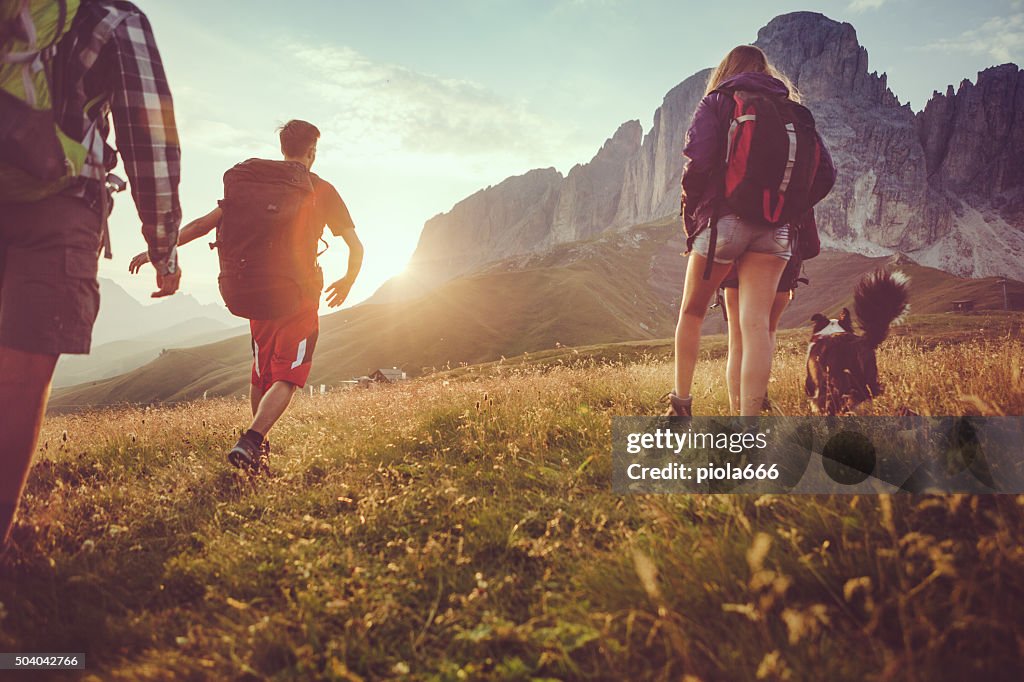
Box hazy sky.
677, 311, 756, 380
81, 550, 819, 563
103, 0, 1023, 310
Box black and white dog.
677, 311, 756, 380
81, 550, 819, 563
805, 271, 910, 415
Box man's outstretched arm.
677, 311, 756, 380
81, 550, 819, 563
325, 227, 364, 308
128, 206, 222, 273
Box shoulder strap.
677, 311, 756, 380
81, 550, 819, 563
46, 0, 70, 57
1, 0, 71, 63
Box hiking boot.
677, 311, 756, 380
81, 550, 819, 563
227, 434, 262, 473
663, 391, 693, 417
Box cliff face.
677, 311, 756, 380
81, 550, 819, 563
381, 11, 1023, 301
753, 13, 934, 253
918, 64, 1024, 213
402, 122, 641, 286
406, 167, 563, 284
909, 63, 1024, 277
612, 69, 711, 229
548, 120, 642, 246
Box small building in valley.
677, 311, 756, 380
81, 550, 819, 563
370, 368, 407, 384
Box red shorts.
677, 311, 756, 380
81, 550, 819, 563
250, 307, 319, 393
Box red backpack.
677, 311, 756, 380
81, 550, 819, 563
718, 89, 824, 225
215, 159, 323, 320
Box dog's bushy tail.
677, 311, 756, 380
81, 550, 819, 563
854, 270, 910, 347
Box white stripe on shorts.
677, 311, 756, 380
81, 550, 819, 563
290, 338, 308, 370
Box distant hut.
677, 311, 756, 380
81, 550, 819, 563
370, 367, 407, 384
951, 299, 975, 313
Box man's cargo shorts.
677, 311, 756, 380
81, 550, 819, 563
0, 195, 102, 355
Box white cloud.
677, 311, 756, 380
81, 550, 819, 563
185, 119, 268, 157
929, 13, 1024, 63
848, 0, 888, 13
286, 44, 577, 166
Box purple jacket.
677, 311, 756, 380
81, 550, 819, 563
680, 72, 836, 257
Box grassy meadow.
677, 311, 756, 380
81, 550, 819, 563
2, 313, 1024, 680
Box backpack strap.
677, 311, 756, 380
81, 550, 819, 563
99, 171, 111, 257
715, 288, 728, 323
39, 0, 69, 62
54, 0, 68, 42
1, 0, 68, 63
701, 208, 718, 280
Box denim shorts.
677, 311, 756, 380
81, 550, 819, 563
691, 213, 792, 263
722, 252, 803, 291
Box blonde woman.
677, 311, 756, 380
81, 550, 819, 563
667, 45, 834, 417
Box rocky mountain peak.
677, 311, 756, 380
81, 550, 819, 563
375, 12, 1024, 305
547, 120, 642, 246
755, 12, 900, 108
404, 166, 564, 288
612, 69, 711, 229
918, 63, 1023, 210
608, 119, 643, 149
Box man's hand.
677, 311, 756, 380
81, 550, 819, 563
128, 250, 176, 296
152, 267, 181, 298
325, 277, 353, 308
128, 251, 150, 274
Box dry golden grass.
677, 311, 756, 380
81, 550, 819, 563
1, 332, 1023, 680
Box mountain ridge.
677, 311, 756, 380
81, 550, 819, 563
370, 11, 1023, 305
90, 278, 235, 346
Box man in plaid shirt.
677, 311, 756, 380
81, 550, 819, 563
0, 0, 181, 549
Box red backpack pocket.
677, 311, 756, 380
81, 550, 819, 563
720, 90, 823, 226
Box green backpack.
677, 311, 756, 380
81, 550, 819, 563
0, 0, 87, 202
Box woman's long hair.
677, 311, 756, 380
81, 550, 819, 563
705, 45, 801, 103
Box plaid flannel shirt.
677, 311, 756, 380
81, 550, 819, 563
54, 0, 180, 274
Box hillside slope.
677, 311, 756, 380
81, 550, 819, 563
50, 219, 676, 409
53, 317, 244, 388
50, 218, 1024, 410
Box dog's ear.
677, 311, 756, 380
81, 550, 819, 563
838, 308, 854, 333
810, 313, 829, 333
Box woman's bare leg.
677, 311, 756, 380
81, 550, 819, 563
724, 287, 742, 413
674, 253, 733, 400
736, 254, 787, 416
768, 290, 790, 350
729, 288, 790, 414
